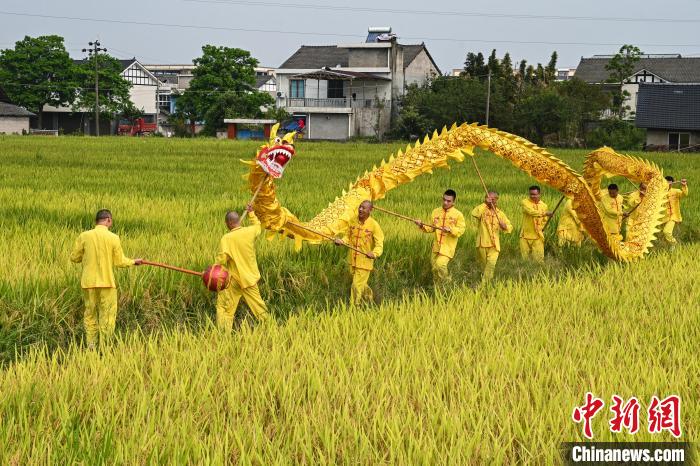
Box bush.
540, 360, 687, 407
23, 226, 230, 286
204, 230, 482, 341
586, 119, 646, 150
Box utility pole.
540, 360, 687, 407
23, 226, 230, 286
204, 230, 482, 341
82, 40, 107, 136
155, 79, 160, 135
485, 69, 492, 126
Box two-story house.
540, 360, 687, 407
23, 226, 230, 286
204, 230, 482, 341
575, 54, 700, 150
275, 27, 440, 140
38, 58, 162, 135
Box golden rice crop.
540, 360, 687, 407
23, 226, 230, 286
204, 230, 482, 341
0, 135, 698, 363
1, 245, 698, 464
1, 135, 698, 463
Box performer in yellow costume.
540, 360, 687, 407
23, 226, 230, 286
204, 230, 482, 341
215, 204, 269, 332
624, 182, 646, 236
599, 183, 624, 243
415, 189, 466, 284
519, 185, 552, 262
661, 176, 689, 245
334, 200, 384, 305
70, 209, 143, 347
471, 191, 512, 282
556, 198, 584, 246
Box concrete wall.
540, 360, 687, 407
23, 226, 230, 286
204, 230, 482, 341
646, 129, 700, 149
0, 116, 29, 134
308, 113, 349, 140
622, 82, 639, 119
404, 49, 438, 86
352, 106, 391, 138
348, 48, 389, 68
130, 84, 157, 114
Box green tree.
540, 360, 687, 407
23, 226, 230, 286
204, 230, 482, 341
556, 78, 610, 142
73, 54, 133, 130
515, 89, 570, 144
463, 52, 488, 79
0, 35, 77, 127
175, 45, 272, 135
605, 44, 643, 118
545, 51, 558, 84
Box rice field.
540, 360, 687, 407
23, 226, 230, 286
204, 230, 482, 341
0, 135, 698, 463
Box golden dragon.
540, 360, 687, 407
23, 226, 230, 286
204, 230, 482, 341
244, 123, 667, 261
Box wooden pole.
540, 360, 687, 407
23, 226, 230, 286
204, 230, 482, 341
543, 195, 566, 230
373, 205, 449, 233
286, 221, 371, 258
142, 260, 202, 276
240, 175, 267, 223
471, 156, 490, 196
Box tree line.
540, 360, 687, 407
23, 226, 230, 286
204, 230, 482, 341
0, 35, 276, 135
392, 46, 646, 149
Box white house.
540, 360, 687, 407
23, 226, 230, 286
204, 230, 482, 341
274, 27, 440, 140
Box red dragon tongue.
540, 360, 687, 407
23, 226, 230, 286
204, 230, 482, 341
274, 153, 290, 165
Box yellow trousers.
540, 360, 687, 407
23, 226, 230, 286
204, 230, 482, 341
663, 221, 677, 244
216, 280, 269, 333
430, 253, 451, 284
351, 267, 373, 305
477, 247, 499, 282
82, 287, 118, 346
557, 229, 582, 247
520, 238, 544, 262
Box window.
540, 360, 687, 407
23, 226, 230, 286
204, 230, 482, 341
158, 93, 171, 110
668, 133, 690, 151
327, 80, 344, 98
290, 79, 305, 98
123, 64, 155, 86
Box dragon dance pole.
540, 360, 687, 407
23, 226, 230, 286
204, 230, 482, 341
141, 260, 202, 276
471, 156, 490, 196
287, 221, 372, 258
543, 195, 566, 230
373, 205, 450, 233
240, 175, 268, 223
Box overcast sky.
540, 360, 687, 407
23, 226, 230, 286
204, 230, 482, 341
2, 0, 700, 72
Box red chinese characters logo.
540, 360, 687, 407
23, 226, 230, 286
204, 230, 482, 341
609, 395, 640, 434
572, 392, 605, 439
573, 394, 681, 439
648, 395, 682, 438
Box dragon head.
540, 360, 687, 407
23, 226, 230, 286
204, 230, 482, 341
256, 123, 297, 179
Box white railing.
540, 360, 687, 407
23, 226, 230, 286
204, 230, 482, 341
282, 97, 389, 109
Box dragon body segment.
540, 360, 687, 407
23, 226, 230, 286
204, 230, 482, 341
247, 123, 666, 261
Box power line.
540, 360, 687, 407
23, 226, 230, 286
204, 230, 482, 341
183, 0, 700, 24
2, 10, 700, 48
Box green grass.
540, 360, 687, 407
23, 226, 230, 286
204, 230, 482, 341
0, 135, 698, 463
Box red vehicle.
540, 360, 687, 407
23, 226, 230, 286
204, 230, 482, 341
118, 116, 157, 136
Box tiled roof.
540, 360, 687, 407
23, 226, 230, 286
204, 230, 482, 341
635, 83, 700, 131
575, 56, 700, 83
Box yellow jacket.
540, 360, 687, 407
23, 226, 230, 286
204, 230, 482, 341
599, 192, 624, 235
470, 204, 513, 252
70, 225, 135, 289
520, 199, 549, 240
624, 191, 644, 228
216, 212, 262, 288
663, 186, 688, 223
338, 216, 384, 270
421, 207, 467, 258
557, 199, 583, 235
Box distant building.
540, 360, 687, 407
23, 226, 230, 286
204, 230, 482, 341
635, 83, 700, 151
0, 87, 34, 134
574, 54, 700, 120
274, 26, 440, 140
39, 58, 162, 135
555, 68, 576, 81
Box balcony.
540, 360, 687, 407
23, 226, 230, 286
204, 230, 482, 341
281, 97, 389, 109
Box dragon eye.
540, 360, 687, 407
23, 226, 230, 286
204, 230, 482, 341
274, 137, 281, 144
